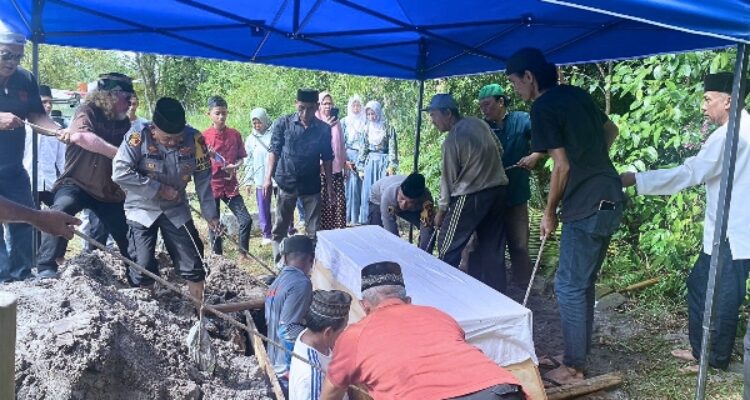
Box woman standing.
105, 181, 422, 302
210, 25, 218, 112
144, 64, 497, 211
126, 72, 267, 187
317, 92, 347, 230
358, 100, 398, 223
340, 95, 366, 225
243, 108, 274, 245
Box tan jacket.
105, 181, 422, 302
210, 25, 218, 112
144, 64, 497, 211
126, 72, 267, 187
439, 116, 507, 211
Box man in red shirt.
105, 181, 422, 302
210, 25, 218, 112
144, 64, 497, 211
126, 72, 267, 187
202, 96, 253, 258
320, 262, 528, 400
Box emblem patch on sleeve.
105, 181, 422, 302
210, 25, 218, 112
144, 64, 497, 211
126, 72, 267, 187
194, 133, 210, 172
128, 133, 142, 147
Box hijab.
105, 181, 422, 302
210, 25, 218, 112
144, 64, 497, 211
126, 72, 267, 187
365, 100, 387, 146
250, 107, 271, 135
344, 95, 367, 137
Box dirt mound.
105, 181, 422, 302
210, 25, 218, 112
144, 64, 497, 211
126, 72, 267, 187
5, 251, 272, 400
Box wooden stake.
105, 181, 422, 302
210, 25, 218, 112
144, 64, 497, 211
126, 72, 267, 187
245, 311, 286, 400
0, 292, 17, 400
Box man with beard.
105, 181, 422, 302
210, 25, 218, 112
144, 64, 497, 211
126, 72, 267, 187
0, 30, 66, 282
36, 73, 135, 279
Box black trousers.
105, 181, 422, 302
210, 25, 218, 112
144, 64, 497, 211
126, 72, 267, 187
127, 215, 206, 286
687, 245, 750, 369
367, 201, 435, 253
37, 184, 130, 274
437, 186, 506, 292
209, 195, 252, 256
450, 384, 525, 400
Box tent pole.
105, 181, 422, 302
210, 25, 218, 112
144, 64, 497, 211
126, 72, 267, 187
694, 43, 749, 400
31, 0, 42, 268
408, 79, 426, 244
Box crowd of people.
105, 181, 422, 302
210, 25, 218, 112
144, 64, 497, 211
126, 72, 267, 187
2, 24, 750, 399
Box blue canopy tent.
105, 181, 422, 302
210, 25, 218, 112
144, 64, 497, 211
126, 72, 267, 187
1, 1, 748, 397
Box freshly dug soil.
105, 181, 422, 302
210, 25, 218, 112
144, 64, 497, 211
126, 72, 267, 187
5, 251, 272, 400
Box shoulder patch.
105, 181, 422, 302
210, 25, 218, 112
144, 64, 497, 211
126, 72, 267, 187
194, 132, 210, 172
128, 132, 142, 147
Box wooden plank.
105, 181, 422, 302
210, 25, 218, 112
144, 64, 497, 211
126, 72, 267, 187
545, 373, 623, 400
244, 311, 286, 400
506, 359, 548, 400
0, 292, 17, 400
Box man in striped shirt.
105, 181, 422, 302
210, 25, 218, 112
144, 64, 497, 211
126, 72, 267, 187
289, 290, 352, 400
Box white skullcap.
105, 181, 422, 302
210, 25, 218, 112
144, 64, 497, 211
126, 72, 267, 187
0, 20, 26, 46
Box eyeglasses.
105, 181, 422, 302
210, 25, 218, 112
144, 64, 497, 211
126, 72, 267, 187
0, 52, 24, 62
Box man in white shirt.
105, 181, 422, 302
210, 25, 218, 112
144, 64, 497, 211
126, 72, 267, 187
23, 85, 66, 207
621, 72, 750, 372
289, 289, 351, 400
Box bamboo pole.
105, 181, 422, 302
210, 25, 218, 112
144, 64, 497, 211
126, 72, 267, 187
0, 291, 18, 400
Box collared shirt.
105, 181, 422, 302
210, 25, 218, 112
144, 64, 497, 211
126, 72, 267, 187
0, 67, 45, 179
112, 124, 217, 228
369, 174, 433, 235
636, 109, 750, 260
243, 129, 272, 187
203, 126, 247, 199
265, 265, 313, 377
56, 103, 131, 203
486, 111, 532, 207
439, 116, 508, 211
23, 125, 66, 192
270, 114, 334, 195
326, 298, 528, 400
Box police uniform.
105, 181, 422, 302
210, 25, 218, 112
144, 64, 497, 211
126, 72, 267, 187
112, 123, 217, 286
0, 65, 46, 281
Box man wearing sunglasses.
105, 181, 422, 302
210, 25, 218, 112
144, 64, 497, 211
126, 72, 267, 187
0, 30, 65, 282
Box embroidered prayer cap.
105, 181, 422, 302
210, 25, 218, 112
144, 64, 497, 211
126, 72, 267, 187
361, 261, 404, 292
207, 95, 228, 109
400, 173, 426, 199
704, 72, 749, 96
297, 89, 319, 103
97, 72, 134, 94
309, 290, 352, 320
152, 97, 186, 135
281, 235, 315, 255
39, 85, 52, 98
478, 84, 505, 100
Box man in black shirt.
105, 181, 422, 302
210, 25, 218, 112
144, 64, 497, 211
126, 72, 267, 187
506, 48, 624, 385
264, 89, 334, 261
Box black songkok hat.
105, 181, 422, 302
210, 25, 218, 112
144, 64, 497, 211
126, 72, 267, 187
97, 72, 134, 93
361, 262, 404, 292
281, 235, 315, 255
297, 89, 319, 103
400, 173, 426, 199
38, 85, 52, 97
704, 72, 750, 96
152, 97, 186, 135
207, 95, 228, 109
309, 290, 352, 320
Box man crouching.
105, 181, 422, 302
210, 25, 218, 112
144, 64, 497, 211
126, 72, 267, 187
112, 97, 221, 301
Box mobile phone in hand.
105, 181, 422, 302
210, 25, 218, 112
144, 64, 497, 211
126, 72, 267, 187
331, 107, 340, 119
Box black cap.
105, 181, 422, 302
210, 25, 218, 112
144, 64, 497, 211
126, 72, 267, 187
207, 95, 228, 109
152, 97, 186, 135
361, 262, 404, 292
38, 85, 52, 98
297, 89, 319, 103
704, 72, 750, 96
400, 173, 425, 199
281, 235, 315, 255
505, 47, 548, 76
97, 72, 134, 93
309, 290, 352, 320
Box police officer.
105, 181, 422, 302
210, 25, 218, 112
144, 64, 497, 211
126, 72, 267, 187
112, 97, 220, 301
0, 29, 65, 282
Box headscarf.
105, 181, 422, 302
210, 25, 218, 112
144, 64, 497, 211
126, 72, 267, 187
316, 92, 346, 172
250, 107, 271, 135
365, 100, 387, 146
344, 95, 367, 137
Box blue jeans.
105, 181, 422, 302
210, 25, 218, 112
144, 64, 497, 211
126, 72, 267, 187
0, 169, 34, 282
556, 206, 623, 370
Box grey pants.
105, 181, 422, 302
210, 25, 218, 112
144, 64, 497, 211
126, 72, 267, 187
272, 188, 320, 261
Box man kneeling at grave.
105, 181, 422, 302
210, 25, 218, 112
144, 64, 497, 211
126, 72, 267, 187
320, 262, 530, 400
112, 97, 221, 300
367, 173, 435, 252
289, 289, 352, 400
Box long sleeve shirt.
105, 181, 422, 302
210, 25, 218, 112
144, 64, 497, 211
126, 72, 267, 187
243, 130, 272, 187
23, 126, 66, 192
112, 125, 217, 228
439, 117, 508, 211
636, 109, 750, 260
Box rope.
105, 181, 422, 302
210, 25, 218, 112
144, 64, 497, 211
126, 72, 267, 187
523, 236, 547, 307
73, 229, 368, 396
183, 223, 212, 368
